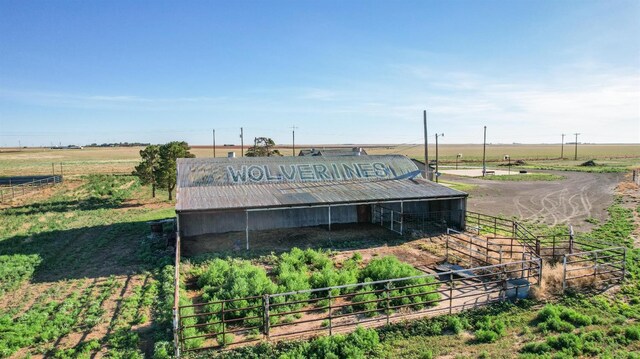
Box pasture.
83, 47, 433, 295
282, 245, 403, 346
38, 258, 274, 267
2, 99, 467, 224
0, 143, 638, 176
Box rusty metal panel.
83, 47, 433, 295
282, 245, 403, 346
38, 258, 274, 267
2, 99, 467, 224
176, 155, 467, 212
177, 155, 420, 187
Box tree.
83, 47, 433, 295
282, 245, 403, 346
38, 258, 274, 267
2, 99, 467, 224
157, 141, 195, 200
245, 137, 282, 157
132, 145, 160, 197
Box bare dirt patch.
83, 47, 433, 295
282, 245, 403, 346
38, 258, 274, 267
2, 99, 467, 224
447, 170, 624, 231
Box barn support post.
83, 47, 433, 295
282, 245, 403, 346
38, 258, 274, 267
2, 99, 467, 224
328, 206, 332, 231
245, 211, 249, 250
400, 201, 404, 235
562, 255, 568, 292
173, 215, 182, 359
390, 210, 394, 232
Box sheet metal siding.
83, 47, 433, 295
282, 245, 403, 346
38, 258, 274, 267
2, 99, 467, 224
180, 206, 357, 237
177, 178, 466, 211
177, 155, 420, 187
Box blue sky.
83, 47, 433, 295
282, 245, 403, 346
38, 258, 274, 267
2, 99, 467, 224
1, 0, 638, 146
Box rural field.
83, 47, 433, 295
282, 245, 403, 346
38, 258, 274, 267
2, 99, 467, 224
0, 143, 638, 176
0, 146, 639, 358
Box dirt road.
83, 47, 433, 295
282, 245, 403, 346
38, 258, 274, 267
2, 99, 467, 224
447, 171, 624, 231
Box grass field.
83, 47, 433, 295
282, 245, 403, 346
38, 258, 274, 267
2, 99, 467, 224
0, 143, 638, 176
0, 175, 176, 358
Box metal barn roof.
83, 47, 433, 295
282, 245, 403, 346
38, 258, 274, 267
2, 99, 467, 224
176, 155, 467, 212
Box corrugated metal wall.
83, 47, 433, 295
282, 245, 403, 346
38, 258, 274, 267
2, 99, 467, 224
180, 206, 357, 237
179, 198, 466, 238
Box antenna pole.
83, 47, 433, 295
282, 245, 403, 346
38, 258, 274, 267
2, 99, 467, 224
213, 129, 216, 157
240, 127, 244, 157
423, 110, 428, 179
292, 125, 298, 156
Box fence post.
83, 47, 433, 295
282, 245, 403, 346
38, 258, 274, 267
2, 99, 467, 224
535, 238, 541, 257
538, 258, 543, 286
499, 248, 503, 264
263, 294, 270, 340
562, 255, 567, 292
445, 237, 449, 262
621, 248, 627, 283
501, 266, 507, 301
221, 301, 226, 346
593, 251, 598, 280
568, 229, 574, 254
328, 290, 333, 336
512, 222, 517, 240
385, 281, 391, 325
448, 273, 453, 314
173, 307, 180, 358
494, 217, 497, 237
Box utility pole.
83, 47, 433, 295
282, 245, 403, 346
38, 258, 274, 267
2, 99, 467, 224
423, 110, 429, 179
292, 125, 298, 156
482, 126, 487, 177
573, 133, 580, 161
240, 127, 244, 157
435, 133, 444, 183
560, 133, 565, 159
212, 129, 216, 157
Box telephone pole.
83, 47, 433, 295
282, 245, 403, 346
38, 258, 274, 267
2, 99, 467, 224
212, 129, 216, 157
423, 110, 428, 179
560, 133, 565, 159
573, 133, 580, 160
292, 125, 298, 156
482, 126, 487, 177
240, 127, 244, 157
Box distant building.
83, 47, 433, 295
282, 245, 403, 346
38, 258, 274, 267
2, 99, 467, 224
298, 147, 368, 156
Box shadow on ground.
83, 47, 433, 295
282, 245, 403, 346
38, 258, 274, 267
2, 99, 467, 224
0, 220, 173, 283
2, 198, 144, 216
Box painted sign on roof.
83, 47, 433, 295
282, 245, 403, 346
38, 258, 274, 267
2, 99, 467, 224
177, 155, 421, 187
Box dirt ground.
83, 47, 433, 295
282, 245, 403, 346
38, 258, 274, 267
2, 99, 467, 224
446, 170, 624, 230
182, 223, 446, 258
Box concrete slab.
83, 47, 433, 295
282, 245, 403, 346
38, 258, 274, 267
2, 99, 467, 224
440, 169, 524, 177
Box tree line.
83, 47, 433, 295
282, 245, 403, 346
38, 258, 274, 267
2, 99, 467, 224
133, 141, 194, 199
133, 137, 280, 199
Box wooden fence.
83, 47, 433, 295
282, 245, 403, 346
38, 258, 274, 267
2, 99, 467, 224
0, 175, 63, 203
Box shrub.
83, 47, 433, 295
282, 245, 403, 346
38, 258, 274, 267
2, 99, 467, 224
474, 329, 499, 343
357, 256, 440, 311
217, 333, 235, 346
446, 316, 466, 334
559, 307, 592, 327
521, 342, 551, 354
625, 325, 640, 341
546, 333, 583, 355
152, 341, 172, 359
352, 284, 379, 317
535, 304, 593, 333
473, 317, 506, 343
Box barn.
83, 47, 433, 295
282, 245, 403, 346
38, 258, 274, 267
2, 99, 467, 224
175, 155, 467, 249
